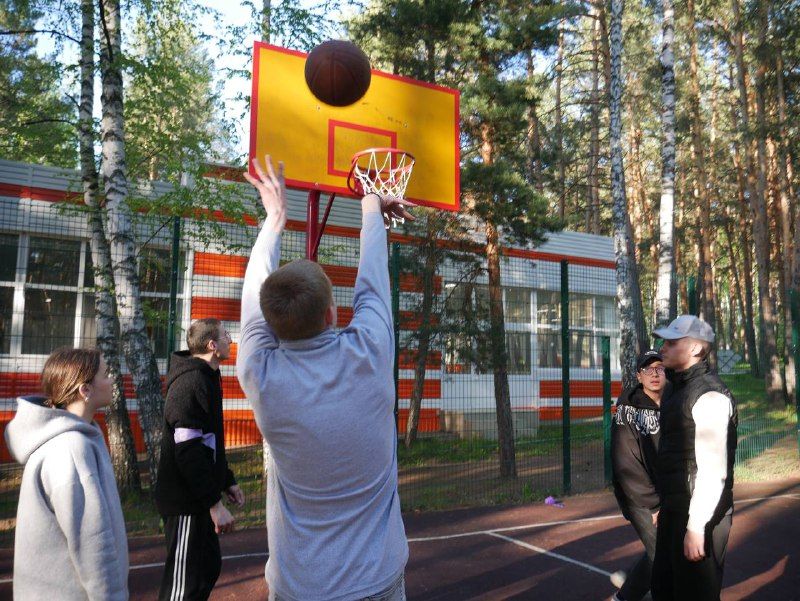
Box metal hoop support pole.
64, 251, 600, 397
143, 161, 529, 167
306, 190, 320, 260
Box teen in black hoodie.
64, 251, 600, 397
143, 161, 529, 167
155, 318, 244, 601
609, 350, 666, 601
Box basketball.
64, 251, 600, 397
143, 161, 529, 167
304, 40, 372, 107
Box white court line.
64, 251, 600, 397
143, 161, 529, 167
406, 493, 800, 543
0, 492, 796, 586
486, 532, 612, 577
407, 514, 624, 543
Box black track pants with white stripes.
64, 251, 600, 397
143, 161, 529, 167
158, 513, 221, 601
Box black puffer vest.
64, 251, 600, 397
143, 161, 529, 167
657, 361, 738, 517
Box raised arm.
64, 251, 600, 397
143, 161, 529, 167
349, 195, 416, 343
237, 157, 287, 393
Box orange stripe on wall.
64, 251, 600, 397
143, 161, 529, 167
191, 297, 241, 322
194, 253, 248, 278
398, 379, 441, 399
0, 373, 41, 398
539, 380, 623, 398
396, 409, 439, 433
0, 409, 264, 463
398, 350, 442, 370
2, 181, 616, 270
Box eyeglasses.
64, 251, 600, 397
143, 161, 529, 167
640, 366, 665, 376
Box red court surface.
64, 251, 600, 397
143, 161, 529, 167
0, 478, 797, 599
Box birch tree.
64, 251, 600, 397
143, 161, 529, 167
99, 0, 165, 483
609, 0, 646, 386
654, 0, 676, 328
80, 0, 140, 493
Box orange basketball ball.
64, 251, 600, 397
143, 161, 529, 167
304, 40, 372, 107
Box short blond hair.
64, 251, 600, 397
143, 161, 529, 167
260, 259, 332, 340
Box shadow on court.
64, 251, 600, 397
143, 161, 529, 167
0, 478, 796, 600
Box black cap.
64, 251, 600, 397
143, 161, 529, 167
637, 349, 663, 370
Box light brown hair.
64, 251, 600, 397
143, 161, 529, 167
187, 318, 223, 355
260, 259, 333, 340
41, 347, 102, 409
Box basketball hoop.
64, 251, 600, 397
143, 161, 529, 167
347, 148, 415, 227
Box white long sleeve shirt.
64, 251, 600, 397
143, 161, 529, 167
687, 391, 734, 534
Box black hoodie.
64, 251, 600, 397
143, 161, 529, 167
611, 384, 662, 518
154, 351, 236, 516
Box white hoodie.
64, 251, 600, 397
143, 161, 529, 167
5, 396, 129, 600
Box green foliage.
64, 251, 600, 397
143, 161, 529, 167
0, 0, 77, 166
124, 0, 235, 182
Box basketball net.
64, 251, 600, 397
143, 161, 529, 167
348, 148, 415, 228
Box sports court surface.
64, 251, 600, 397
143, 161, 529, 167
0, 477, 796, 599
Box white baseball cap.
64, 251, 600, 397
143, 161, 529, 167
653, 315, 715, 343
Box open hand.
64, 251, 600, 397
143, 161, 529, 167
244, 155, 287, 233
380, 195, 417, 223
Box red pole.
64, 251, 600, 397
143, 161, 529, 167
306, 189, 320, 261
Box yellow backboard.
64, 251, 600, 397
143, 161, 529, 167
249, 42, 460, 211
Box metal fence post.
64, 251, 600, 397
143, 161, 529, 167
166, 215, 181, 372
561, 259, 571, 495
791, 289, 800, 457
602, 336, 612, 485
392, 242, 401, 432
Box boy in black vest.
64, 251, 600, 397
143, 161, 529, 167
155, 318, 245, 600
651, 315, 738, 601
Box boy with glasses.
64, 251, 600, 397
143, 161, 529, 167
609, 349, 666, 601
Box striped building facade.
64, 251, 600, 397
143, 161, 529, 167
0, 159, 622, 460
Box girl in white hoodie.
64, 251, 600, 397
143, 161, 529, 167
5, 347, 129, 600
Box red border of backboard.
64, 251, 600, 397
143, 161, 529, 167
249, 41, 461, 211
327, 120, 397, 177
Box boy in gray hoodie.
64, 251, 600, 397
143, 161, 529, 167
5, 347, 129, 600
237, 156, 414, 600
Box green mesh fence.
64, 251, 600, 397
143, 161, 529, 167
0, 158, 796, 548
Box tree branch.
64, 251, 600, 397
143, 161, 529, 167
98, 0, 114, 64
21, 117, 77, 127
0, 29, 81, 44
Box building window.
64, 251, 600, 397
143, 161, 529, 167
535, 290, 618, 368
0, 233, 188, 358
0, 233, 17, 354
139, 247, 186, 359
19, 237, 87, 355
444, 282, 533, 375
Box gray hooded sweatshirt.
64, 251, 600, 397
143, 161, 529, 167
5, 396, 129, 600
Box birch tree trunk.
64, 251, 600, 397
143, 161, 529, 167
655, 0, 676, 328
262, 0, 271, 40
752, 0, 785, 405
526, 51, 544, 193
587, 3, 601, 235
687, 0, 716, 342
81, 0, 140, 494
99, 0, 165, 484
555, 27, 565, 220
610, 0, 645, 386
